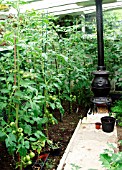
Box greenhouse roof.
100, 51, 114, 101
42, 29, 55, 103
20, 0, 122, 15
0, 0, 122, 17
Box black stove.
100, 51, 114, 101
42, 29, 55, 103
90, 0, 112, 113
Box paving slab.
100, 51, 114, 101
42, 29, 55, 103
57, 113, 118, 170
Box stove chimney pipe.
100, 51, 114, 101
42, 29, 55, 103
96, 0, 105, 70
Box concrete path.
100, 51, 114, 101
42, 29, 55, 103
57, 113, 118, 170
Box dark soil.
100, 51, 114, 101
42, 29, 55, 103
0, 104, 122, 170
0, 142, 14, 170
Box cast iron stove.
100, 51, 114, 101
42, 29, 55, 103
90, 0, 112, 113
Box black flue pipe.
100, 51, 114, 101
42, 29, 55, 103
96, 0, 105, 70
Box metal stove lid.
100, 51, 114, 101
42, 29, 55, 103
91, 97, 112, 104
92, 70, 110, 75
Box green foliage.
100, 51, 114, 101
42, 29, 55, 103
111, 100, 122, 126
111, 100, 122, 114
71, 163, 81, 170
103, 10, 122, 85
100, 143, 122, 170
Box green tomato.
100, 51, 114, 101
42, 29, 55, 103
13, 70, 17, 73
30, 151, 35, 158
26, 155, 30, 161
49, 114, 53, 117
27, 160, 32, 165
52, 120, 55, 125
10, 122, 15, 127
19, 70, 24, 74
17, 128, 23, 133
23, 157, 26, 162
19, 133, 23, 137
12, 130, 16, 134
52, 97, 56, 101
49, 95, 53, 99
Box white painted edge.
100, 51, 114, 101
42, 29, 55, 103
57, 119, 82, 170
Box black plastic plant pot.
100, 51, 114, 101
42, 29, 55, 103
101, 116, 115, 133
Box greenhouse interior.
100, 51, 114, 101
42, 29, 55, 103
0, 0, 122, 170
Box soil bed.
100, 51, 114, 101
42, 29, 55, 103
45, 105, 87, 170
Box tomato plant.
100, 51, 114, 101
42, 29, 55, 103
100, 143, 122, 170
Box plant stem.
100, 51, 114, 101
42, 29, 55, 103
14, 36, 17, 86
69, 66, 72, 114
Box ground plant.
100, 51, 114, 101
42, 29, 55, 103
100, 142, 122, 170
111, 100, 122, 126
